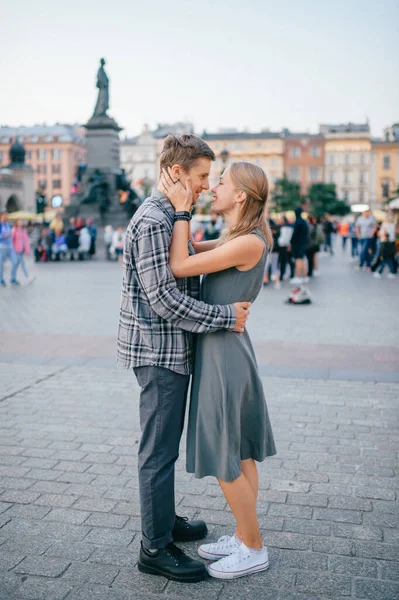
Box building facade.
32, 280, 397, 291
370, 124, 399, 207
321, 123, 371, 206
0, 125, 86, 208
202, 131, 284, 194
120, 124, 158, 187
283, 132, 324, 194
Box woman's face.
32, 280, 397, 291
211, 169, 238, 215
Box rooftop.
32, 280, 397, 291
0, 124, 86, 145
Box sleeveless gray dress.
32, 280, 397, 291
186, 230, 277, 482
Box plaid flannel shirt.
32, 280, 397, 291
116, 190, 236, 375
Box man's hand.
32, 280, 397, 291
233, 301, 251, 333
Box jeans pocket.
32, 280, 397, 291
133, 366, 150, 388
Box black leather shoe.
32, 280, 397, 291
172, 515, 208, 542
138, 542, 207, 582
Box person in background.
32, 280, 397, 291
350, 218, 359, 259
372, 229, 397, 279
339, 220, 350, 251
290, 206, 309, 284
203, 212, 221, 241
49, 213, 64, 238
0, 213, 17, 286
104, 225, 114, 260
66, 217, 80, 261
323, 215, 334, 256
86, 217, 97, 258
78, 224, 92, 260
306, 215, 319, 278
356, 209, 377, 270
11, 219, 34, 284
52, 232, 68, 261
35, 228, 49, 262
277, 215, 293, 281
111, 226, 125, 262
269, 219, 281, 289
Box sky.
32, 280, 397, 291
1, 0, 399, 138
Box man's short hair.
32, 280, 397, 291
160, 134, 215, 172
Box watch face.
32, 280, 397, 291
52, 195, 63, 208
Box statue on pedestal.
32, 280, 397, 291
93, 58, 109, 117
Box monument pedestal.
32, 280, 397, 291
84, 115, 122, 206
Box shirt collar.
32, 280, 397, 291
151, 188, 174, 219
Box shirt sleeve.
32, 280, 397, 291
133, 221, 236, 333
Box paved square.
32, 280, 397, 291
0, 249, 398, 599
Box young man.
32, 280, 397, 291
117, 134, 250, 582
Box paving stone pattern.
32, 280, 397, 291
0, 247, 398, 599
0, 364, 398, 599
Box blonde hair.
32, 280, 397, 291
218, 161, 273, 249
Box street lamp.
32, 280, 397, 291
220, 148, 229, 174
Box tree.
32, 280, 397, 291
272, 176, 303, 212
308, 183, 351, 218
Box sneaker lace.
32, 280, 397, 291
212, 535, 233, 549
217, 544, 250, 568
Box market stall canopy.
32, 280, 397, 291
388, 197, 399, 210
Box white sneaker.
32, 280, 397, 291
387, 273, 397, 279
207, 543, 269, 580
290, 277, 303, 284
274, 281, 281, 290
198, 534, 241, 560
372, 272, 381, 278
303, 276, 310, 283
313, 270, 320, 277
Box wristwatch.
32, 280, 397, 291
174, 211, 192, 222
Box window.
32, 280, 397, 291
360, 172, 365, 185
52, 180, 62, 189
288, 167, 301, 182
382, 183, 389, 198
52, 148, 62, 160
359, 190, 364, 202
26, 150, 32, 160
52, 164, 61, 174
344, 172, 350, 185
343, 190, 349, 202
360, 153, 365, 165
37, 148, 47, 160
310, 146, 321, 158
38, 179, 47, 189
289, 147, 301, 158
327, 153, 335, 165
329, 171, 334, 184
37, 164, 47, 174
308, 167, 321, 182
383, 155, 391, 169
344, 153, 350, 165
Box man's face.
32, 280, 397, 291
1, 214, 8, 223
179, 158, 211, 205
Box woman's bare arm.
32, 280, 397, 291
170, 221, 264, 278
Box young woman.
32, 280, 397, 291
11, 219, 34, 284
160, 161, 276, 580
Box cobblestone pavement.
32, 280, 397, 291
0, 247, 398, 599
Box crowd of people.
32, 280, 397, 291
34, 214, 97, 262
259, 207, 398, 289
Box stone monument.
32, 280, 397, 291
68, 59, 139, 224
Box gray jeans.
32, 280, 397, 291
133, 366, 190, 550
